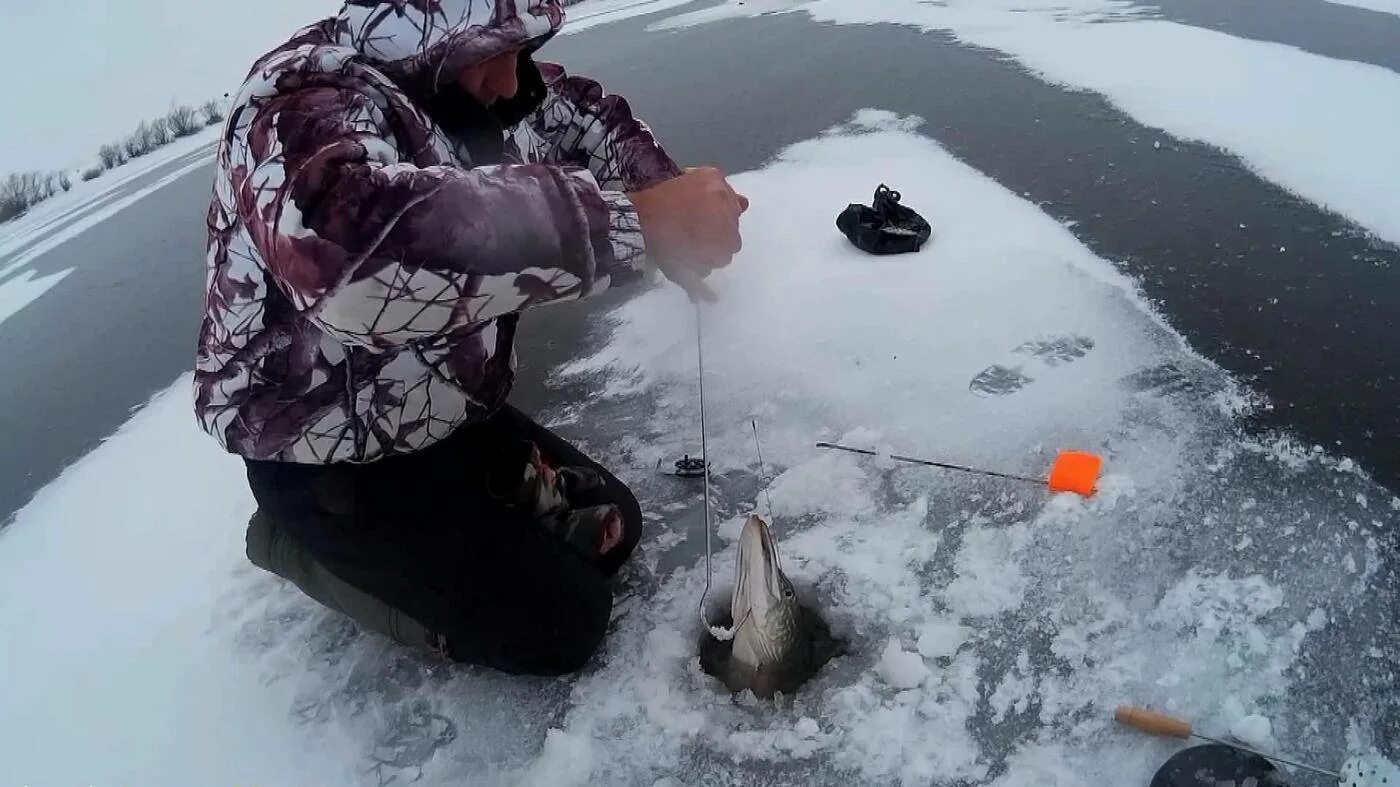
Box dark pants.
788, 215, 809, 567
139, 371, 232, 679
243, 406, 643, 676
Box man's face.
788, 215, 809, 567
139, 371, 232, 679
456, 48, 521, 106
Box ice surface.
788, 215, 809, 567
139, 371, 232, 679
560, 0, 703, 34
988, 651, 1035, 723
916, 619, 971, 659
1321, 0, 1400, 17
1341, 752, 1400, 787
0, 126, 217, 270
0, 267, 72, 327
1229, 713, 1274, 750
554, 110, 1397, 782
655, 0, 1400, 246
520, 729, 595, 787
651, 0, 809, 29
0, 378, 361, 784
717, 513, 748, 541
876, 639, 931, 689
1, 111, 1395, 784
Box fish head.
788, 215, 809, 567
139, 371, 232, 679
731, 515, 801, 668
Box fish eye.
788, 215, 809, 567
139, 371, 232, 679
783, 586, 795, 599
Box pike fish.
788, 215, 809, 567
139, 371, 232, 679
700, 515, 839, 699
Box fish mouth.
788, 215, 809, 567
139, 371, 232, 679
731, 515, 788, 627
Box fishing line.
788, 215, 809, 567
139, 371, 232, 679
751, 420, 775, 520
749, 420, 784, 579
815, 442, 1043, 484
694, 305, 735, 640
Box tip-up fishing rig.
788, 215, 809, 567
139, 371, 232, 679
1115, 705, 1342, 781
814, 442, 1103, 497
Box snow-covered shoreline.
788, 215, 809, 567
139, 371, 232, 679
653, 0, 1400, 249
0, 125, 218, 265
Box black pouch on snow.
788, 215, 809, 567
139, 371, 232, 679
836, 184, 932, 255
1149, 744, 1287, 787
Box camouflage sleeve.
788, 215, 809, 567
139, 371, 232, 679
235, 85, 636, 351
524, 61, 683, 193
514, 61, 682, 274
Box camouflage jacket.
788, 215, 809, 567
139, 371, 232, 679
195, 0, 678, 463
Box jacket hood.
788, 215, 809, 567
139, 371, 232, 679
334, 0, 563, 93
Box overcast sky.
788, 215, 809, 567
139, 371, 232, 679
0, 0, 338, 175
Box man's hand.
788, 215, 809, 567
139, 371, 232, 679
628, 166, 749, 302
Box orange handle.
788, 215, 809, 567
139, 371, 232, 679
1047, 450, 1102, 496
1114, 706, 1193, 739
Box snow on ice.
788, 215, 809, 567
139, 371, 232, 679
0, 132, 216, 324
654, 0, 1400, 247
0, 110, 1395, 785
1342, 751, 1400, 787
877, 640, 931, 690
1321, 0, 1400, 18
0, 267, 73, 327
0, 126, 219, 271
0, 136, 215, 274
560, 0, 702, 34
1228, 713, 1275, 751
916, 619, 971, 660
554, 109, 1398, 783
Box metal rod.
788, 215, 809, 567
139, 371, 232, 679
751, 420, 774, 519
815, 441, 1044, 486
1190, 733, 1341, 780
695, 305, 723, 633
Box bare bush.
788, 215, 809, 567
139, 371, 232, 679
125, 119, 166, 158
98, 143, 127, 170
27, 172, 53, 200
201, 99, 226, 126
104, 107, 203, 172
20, 172, 44, 199
0, 171, 50, 222
167, 104, 201, 137
123, 125, 150, 159
0, 176, 27, 222
0, 197, 21, 223
148, 117, 173, 147
4, 98, 233, 224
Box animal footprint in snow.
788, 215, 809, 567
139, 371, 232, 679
969, 334, 1095, 396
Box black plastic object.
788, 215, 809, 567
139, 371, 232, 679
672, 455, 708, 478
1151, 744, 1289, 787
836, 184, 932, 255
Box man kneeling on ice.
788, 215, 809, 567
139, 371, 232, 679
194, 0, 746, 675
